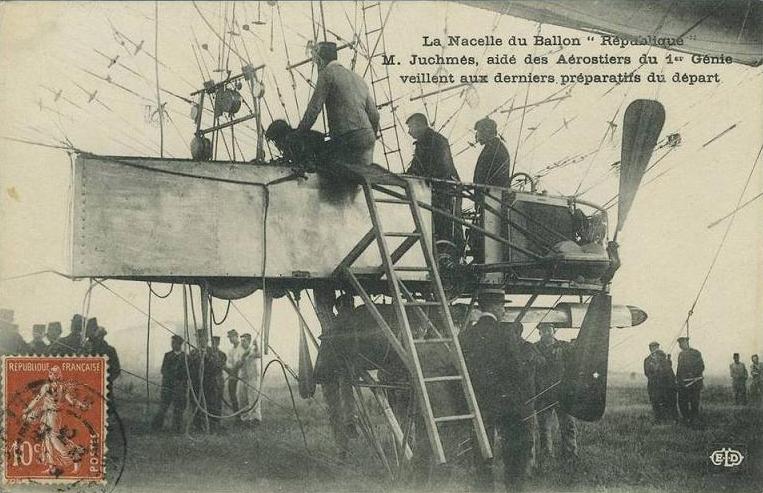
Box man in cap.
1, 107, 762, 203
729, 353, 748, 405
750, 354, 761, 405
0, 309, 29, 355
225, 329, 243, 413
236, 333, 262, 425
57, 314, 85, 355
643, 342, 663, 420
298, 41, 379, 167
208, 336, 227, 431
473, 117, 511, 189
29, 324, 49, 354
45, 322, 63, 355
189, 329, 216, 431
534, 322, 577, 466
152, 334, 188, 433
676, 336, 704, 427
84, 319, 121, 404
405, 112, 463, 249
265, 119, 326, 169
460, 291, 533, 490
314, 292, 358, 456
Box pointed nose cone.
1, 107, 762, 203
627, 305, 648, 327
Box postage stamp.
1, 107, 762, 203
2, 356, 107, 484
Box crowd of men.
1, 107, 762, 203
152, 328, 262, 434
0, 308, 121, 402
644, 340, 761, 428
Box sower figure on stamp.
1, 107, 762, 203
534, 322, 578, 467
152, 335, 188, 433
225, 329, 243, 413
729, 353, 748, 405
676, 336, 704, 427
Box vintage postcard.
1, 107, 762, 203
0, 1, 760, 492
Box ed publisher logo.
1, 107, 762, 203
709, 448, 745, 467
706, 444, 748, 474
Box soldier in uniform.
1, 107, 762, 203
152, 335, 188, 433
534, 322, 578, 466
644, 342, 676, 422
189, 329, 216, 431
57, 314, 86, 355
84, 320, 121, 406
208, 336, 227, 431
45, 321, 63, 355
676, 336, 704, 427
643, 342, 662, 419
29, 324, 49, 354
749, 354, 761, 405
461, 292, 533, 491
729, 353, 748, 405
0, 309, 29, 355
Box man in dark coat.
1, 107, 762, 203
405, 113, 463, 249
473, 117, 511, 188
152, 335, 189, 433
208, 336, 227, 431
189, 329, 218, 432
29, 324, 49, 354
461, 296, 533, 491
265, 119, 327, 170
44, 321, 64, 355
676, 336, 704, 427
729, 353, 748, 405
534, 322, 577, 464
0, 309, 29, 355
643, 341, 663, 420
84, 320, 121, 406
57, 314, 85, 355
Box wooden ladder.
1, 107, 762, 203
341, 178, 492, 464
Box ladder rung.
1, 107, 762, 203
424, 375, 463, 383
384, 148, 401, 155
367, 27, 383, 35
377, 100, 393, 109
372, 76, 389, 84
393, 266, 429, 272
404, 301, 441, 307
379, 124, 396, 132
434, 414, 475, 423
374, 198, 410, 204
385, 231, 420, 237
413, 337, 453, 344
372, 52, 388, 58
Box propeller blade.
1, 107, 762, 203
560, 293, 612, 421
617, 99, 665, 233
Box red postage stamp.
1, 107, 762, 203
2, 356, 107, 484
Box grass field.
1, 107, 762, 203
98, 381, 761, 493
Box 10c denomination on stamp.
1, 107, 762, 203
2, 356, 107, 484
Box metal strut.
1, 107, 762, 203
341, 178, 492, 464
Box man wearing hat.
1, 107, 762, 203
750, 354, 761, 405
405, 112, 463, 248
643, 342, 677, 422
473, 117, 511, 188
189, 329, 217, 431
0, 309, 29, 355
534, 322, 577, 466
236, 333, 262, 425
298, 41, 379, 167
460, 296, 533, 490
676, 336, 704, 426
57, 314, 85, 355
152, 334, 188, 433
729, 353, 748, 405
208, 335, 227, 430
29, 324, 49, 354
45, 321, 64, 355
84, 321, 121, 405
643, 342, 663, 419
225, 329, 244, 413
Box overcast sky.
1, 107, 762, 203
0, 1, 761, 379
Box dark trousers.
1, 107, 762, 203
228, 378, 239, 412
677, 386, 701, 424
732, 380, 748, 405
472, 415, 532, 491
152, 386, 187, 432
